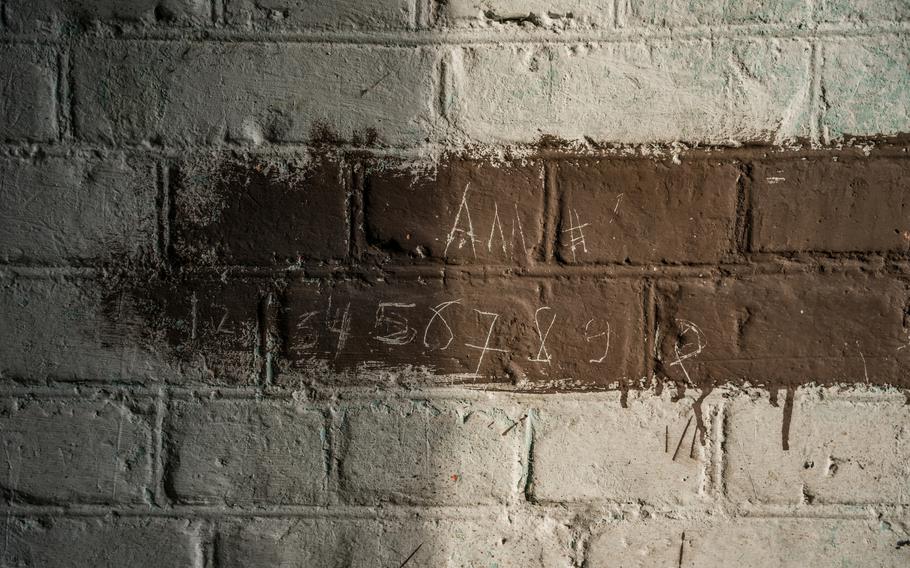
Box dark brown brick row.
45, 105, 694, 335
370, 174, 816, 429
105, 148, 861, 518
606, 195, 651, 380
556, 158, 741, 265
275, 277, 644, 387
751, 156, 910, 253
363, 159, 545, 265
655, 273, 910, 388
172, 154, 348, 267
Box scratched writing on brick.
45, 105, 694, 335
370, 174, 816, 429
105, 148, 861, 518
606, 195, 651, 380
442, 183, 533, 261
281, 291, 637, 380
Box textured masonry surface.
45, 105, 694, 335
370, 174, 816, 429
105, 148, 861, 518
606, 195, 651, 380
2, 1, 910, 566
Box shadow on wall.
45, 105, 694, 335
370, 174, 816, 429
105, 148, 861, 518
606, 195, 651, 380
3, 147, 910, 565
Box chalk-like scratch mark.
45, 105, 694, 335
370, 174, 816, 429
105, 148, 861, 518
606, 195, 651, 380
111, 412, 124, 500
856, 341, 869, 383
672, 416, 693, 461
561, 208, 589, 261
528, 306, 556, 364
190, 291, 199, 340
444, 183, 477, 258
465, 310, 509, 377
399, 542, 424, 568
360, 68, 392, 97
669, 320, 706, 385
584, 318, 610, 363
423, 299, 462, 350
609, 192, 624, 224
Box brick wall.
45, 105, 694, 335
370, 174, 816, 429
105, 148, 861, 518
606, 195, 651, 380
2, 1, 910, 566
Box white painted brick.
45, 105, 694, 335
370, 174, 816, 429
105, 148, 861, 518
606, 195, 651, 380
618, 0, 809, 27
451, 39, 811, 145
529, 393, 712, 504
74, 42, 438, 147
0, 155, 157, 264
586, 517, 910, 567
443, 0, 614, 27
2, 518, 201, 567
218, 513, 575, 568
0, 397, 153, 504
224, 0, 412, 30
0, 276, 174, 382
338, 399, 524, 505
726, 392, 910, 505
166, 399, 328, 505
0, 45, 57, 141
5, 0, 211, 33
821, 37, 910, 141
817, 0, 910, 24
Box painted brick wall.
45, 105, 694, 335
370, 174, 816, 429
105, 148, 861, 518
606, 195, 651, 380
1, 1, 910, 566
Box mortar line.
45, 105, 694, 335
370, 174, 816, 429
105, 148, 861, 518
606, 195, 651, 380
198, 518, 216, 568
409, 0, 419, 30
155, 161, 170, 269
2, 22, 908, 45
211, 0, 223, 26
612, 0, 620, 29
734, 161, 754, 256
542, 161, 559, 263
811, 41, 826, 145
348, 158, 363, 263
434, 48, 450, 124
10, 255, 910, 282
2, 137, 909, 161
152, 386, 170, 509
1, 382, 902, 404
0, 501, 899, 521
642, 277, 656, 384
520, 408, 535, 501
714, 401, 729, 516
54, 45, 69, 142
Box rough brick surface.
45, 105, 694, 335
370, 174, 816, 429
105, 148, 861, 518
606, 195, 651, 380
557, 158, 740, 264
817, 0, 910, 23
586, 518, 910, 567
0, 154, 157, 264
0, 46, 57, 141
73, 43, 437, 146
0, 397, 153, 504
0, 276, 172, 382
443, 0, 614, 27
276, 277, 644, 386
166, 399, 327, 505
529, 394, 710, 504
1, 518, 200, 567
218, 514, 575, 568
123, 277, 267, 385
822, 37, 910, 139
452, 40, 810, 144
364, 159, 544, 265
726, 393, 910, 505
224, 0, 412, 30
752, 156, 910, 252
5, 0, 210, 33
619, 0, 808, 27
173, 154, 348, 266
656, 274, 908, 387
337, 399, 523, 505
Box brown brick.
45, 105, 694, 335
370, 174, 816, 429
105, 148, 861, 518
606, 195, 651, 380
655, 274, 909, 387
276, 277, 539, 385
364, 160, 544, 265
751, 156, 910, 253
173, 155, 347, 266
276, 277, 644, 387
557, 158, 740, 264
126, 277, 267, 384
